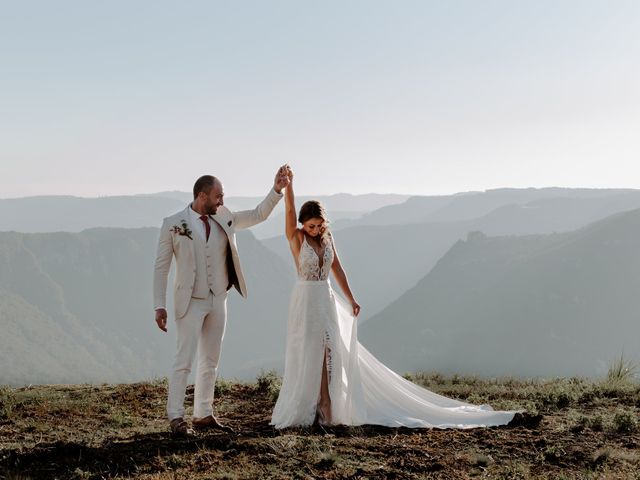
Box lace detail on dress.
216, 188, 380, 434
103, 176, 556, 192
298, 236, 333, 281
323, 330, 333, 383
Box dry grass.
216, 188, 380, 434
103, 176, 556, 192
1, 374, 639, 479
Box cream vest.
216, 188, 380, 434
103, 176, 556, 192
192, 219, 229, 298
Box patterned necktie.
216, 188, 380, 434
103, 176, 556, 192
199, 215, 210, 242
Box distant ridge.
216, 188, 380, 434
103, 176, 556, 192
265, 188, 640, 319
0, 192, 409, 238
0, 228, 293, 385
360, 208, 640, 378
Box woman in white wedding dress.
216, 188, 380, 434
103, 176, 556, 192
270, 168, 520, 429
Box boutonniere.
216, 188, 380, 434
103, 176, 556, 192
170, 220, 193, 240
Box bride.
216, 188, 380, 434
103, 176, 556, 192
270, 166, 520, 429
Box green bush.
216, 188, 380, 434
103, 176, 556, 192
215, 377, 233, 397
571, 413, 605, 432
255, 370, 282, 403
0, 385, 16, 419
539, 385, 576, 411
590, 414, 604, 432
570, 414, 590, 432
612, 410, 638, 434
607, 353, 637, 383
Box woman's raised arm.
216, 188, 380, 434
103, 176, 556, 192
284, 168, 298, 241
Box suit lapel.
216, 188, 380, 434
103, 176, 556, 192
182, 206, 196, 258
210, 213, 231, 239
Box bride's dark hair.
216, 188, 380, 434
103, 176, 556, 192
298, 200, 331, 240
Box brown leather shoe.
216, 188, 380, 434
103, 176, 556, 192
170, 417, 195, 437
192, 415, 235, 433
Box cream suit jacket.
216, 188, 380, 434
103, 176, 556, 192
153, 188, 283, 319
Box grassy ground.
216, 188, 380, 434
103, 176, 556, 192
1, 372, 639, 479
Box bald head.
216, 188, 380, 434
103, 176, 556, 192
193, 175, 220, 200
192, 175, 224, 215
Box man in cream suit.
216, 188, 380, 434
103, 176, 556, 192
154, 166, 290, 435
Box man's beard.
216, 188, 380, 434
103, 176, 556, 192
205, 201, 218, 215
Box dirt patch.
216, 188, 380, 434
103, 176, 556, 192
1, 377, 638, 479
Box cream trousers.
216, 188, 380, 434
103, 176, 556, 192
167, 291, 227, 420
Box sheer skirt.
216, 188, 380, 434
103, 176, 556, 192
270, 279, 519, 429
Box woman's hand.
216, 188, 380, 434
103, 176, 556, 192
274, 164, 290, 193
351, 300, 361, 317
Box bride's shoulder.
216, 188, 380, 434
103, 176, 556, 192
326, 231, 335, 244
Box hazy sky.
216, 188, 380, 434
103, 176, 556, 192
1, 0, 639, 198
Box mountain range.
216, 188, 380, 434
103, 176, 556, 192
360, 208, 640, 378
0, 193, 409, 239
0, 229, 294, 385
2, 187, 640, 385
264, 188, 640, 319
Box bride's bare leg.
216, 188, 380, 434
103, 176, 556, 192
318, 348, 332, 424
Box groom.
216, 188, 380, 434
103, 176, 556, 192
153, 166, 290, 436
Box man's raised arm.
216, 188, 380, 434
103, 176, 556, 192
232, 165, 290, 230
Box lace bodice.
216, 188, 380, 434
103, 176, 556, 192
298, 235, 333, 281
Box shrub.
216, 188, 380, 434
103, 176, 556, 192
215, 377, 233, 397
540, 386, 576, 411
571, 414, 590, 432
402, 373, 414, 382
612, 410, 638, 434
0, 385, 16, 419
465, 393, 488, 406
255, 370, 282, 403
570, 413, 605, 432
150, 377, 168, 387
590, 414, 604, 432
543, 445, 567, 464
607, 353, 637, 383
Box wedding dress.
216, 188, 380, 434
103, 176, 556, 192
270, 235, 518, 429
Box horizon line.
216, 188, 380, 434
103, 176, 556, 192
3, 185, 640, 201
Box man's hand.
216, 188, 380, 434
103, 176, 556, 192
155, 308, 168, 332
274, 164, 291, 193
